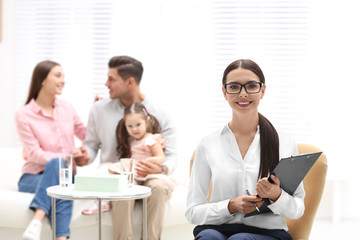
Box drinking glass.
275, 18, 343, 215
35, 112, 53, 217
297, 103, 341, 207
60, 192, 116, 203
119, 158, 135, 187
59, 154, 73, 188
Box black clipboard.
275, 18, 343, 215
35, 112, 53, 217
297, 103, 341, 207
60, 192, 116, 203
244, 152, 322, 217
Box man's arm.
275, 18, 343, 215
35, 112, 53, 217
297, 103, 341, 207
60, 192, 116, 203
160, 115, 177, 175
135, 160, 162, 178
82, 105, 101, 163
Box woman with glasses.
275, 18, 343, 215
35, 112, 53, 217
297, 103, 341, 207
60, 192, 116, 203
185, 59, 305, 240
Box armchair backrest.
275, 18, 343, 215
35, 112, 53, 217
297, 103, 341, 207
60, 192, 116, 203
286, 144, 328, 240
189, 143, 328, 240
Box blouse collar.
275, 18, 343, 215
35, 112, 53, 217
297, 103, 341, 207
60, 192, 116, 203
28, 98, 59, 116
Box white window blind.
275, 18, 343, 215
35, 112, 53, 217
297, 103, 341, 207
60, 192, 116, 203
15, 0, 315, 146
210, 0, 314, 144
15, 0, 113, 120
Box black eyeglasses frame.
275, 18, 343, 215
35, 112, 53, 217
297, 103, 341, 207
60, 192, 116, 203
223, 82, 264, 94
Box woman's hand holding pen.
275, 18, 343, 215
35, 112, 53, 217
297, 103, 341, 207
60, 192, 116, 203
228, 195, 263, 214
256, 175, 282, 202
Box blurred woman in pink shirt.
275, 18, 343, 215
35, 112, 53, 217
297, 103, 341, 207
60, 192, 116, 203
15, 60, 89, 240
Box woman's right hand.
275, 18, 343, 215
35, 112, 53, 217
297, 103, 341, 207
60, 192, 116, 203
228, 195, 263, 214
93, 94, 103, 103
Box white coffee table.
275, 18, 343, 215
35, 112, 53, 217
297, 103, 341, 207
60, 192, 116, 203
46, 185, 151, 240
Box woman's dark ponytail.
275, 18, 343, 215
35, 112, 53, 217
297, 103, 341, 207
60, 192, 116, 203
258, 113, 279, 179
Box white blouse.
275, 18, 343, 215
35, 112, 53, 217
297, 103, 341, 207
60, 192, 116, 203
185, 124, 305, 230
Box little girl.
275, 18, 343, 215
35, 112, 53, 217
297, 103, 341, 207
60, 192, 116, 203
82, 102, 167, 215
113, 102, 166, 173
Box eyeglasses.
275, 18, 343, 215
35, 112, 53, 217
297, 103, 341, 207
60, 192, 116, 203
224, 82, 263, 94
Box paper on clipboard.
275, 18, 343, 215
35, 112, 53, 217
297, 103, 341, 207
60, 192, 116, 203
244, 152, 322, 217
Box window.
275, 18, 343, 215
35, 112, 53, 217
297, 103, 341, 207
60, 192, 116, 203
210, 0, 313, 143
15, 0, 114, 120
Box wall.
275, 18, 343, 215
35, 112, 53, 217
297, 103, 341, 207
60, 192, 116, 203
0, 0, 16, 147
308, 0, 360, 221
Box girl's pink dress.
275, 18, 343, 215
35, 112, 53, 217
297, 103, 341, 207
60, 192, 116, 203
129, 133, 166, 161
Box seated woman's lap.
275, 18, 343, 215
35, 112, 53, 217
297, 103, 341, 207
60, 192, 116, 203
18, 173, 43, 193
196, 229, 280, 240
18, 158, 64, 193
196, 229, 228, 240
229, 232, 279, 240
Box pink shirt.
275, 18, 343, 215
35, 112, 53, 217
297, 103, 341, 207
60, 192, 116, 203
129, 133, 166, 161
15, 98, 86, 174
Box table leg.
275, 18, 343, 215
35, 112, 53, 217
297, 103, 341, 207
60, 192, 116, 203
52, 197, 56, 240
98, 199, 102, 240
143, 198, 147, 240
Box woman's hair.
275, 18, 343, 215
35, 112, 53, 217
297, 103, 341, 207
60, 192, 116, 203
116, 102, 162, 159
108, 56, 143, 85
25, 60, 60, 104
222, 59, 279, 179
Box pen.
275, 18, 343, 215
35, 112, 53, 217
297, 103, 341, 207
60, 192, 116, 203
245, 189, 260, 212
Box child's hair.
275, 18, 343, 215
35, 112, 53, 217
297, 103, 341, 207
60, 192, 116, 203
116, 102, 162, 159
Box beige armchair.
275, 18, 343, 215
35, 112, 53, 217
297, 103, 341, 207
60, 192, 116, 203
286, 144, 328, 240
189, 143, 328, 240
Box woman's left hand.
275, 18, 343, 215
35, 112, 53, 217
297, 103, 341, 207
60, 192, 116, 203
256, 175, 282, 202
